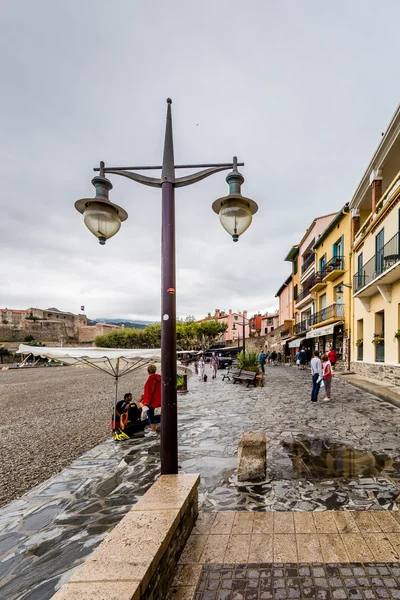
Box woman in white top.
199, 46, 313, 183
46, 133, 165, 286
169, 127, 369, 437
198, 356, 205, 381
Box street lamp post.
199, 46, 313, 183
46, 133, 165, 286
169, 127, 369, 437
232, 318, 246, 354
75, 100, 258, 475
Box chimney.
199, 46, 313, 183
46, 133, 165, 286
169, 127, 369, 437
215, 309, 220, 318
229, 309, 232, 315
243, 310, 247, 318
370, 169, 383, 213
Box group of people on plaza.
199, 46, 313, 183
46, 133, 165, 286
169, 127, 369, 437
112, 347, 336, 441
112, 363, 161, 440
310, 348, 336, 403
257, 350, 282, 372
197, 352, 219, 381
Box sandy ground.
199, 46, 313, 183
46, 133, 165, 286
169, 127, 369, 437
0, 365, 149, 506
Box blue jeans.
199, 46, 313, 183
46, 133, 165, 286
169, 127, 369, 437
311, 373, 321, 403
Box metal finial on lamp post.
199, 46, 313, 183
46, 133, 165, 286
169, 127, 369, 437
75, 100, 258, 475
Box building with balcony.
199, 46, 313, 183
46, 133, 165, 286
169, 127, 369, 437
284, 213, 336, 353
309, 205, 351, 364
350, 104, 400, 382
273, 275, 295, 356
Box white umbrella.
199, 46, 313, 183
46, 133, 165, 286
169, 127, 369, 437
16, 345, 161, 432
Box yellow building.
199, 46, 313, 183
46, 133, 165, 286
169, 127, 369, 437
350, 104, 400, 382
309, 206, 352, 365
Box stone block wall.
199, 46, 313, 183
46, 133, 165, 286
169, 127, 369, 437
0, 322, 72, 342
351, 361, 400, 385
78, 324, 121, 343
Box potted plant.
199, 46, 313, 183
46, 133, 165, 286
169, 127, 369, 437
372, 332, 384, 345
355, 339, 363, 347
394, 330, 400, 340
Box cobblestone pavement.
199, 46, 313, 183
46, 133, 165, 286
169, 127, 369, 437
186, 364, 400, 511
195, 563, 400, 600
2, 364, 400, 599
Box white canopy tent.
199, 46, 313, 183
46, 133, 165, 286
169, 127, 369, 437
16, 345, 162, 432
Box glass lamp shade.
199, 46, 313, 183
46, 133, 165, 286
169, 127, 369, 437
83, 202, 121, 245
219, 200, 252, 242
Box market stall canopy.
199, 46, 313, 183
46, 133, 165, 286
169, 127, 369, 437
16, 345, 161, 377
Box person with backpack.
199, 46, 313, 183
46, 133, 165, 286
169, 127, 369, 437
257, 349, 266, 373
140, 364, 162, 437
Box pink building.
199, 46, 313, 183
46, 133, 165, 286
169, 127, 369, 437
200, 309, 250, 344
275, 275, 293, 324
261, 312, 279, 335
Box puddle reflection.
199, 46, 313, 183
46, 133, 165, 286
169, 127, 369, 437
280, 439, 394, 479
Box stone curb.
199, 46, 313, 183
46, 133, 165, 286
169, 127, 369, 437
339, 373, 400, 409
50, 473, 200, 600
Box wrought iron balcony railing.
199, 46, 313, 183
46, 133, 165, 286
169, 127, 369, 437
296, 287, 313, 304
301, 253, 314, 274
324, 255, 344, 273
272, 323, 293, 339
293, 319, 310, 335
353, 232, 400, 293
309, 303, 345, 327
311, 270, 326, 285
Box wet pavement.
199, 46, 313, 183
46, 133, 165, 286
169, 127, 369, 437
1, 364, 400, 598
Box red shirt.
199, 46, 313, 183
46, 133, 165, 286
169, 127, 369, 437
142, 374, 162, 408
327, 350, 337, 364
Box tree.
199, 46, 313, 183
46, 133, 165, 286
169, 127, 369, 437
197, 320, 228, 350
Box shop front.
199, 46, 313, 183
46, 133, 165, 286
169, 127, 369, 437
306, 322, 345, 361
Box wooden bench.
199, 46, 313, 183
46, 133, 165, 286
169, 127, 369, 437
222, 368, 241, 381
233, 370, 258, 388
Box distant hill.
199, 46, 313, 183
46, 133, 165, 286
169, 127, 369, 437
92, 318, 154, 330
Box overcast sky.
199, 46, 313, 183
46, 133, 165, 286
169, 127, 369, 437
1, 1, 399, 321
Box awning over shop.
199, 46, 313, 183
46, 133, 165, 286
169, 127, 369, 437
306, 322, 343, 339
288, 338, 304, 348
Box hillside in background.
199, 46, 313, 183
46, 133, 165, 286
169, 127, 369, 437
88, 318, 153, 330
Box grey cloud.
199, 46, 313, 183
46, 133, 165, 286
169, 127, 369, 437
1, 0, 400, 321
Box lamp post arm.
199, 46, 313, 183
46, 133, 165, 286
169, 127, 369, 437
174, 165, 241, 188
101, 169, 162, 188
94, 163, 244, 189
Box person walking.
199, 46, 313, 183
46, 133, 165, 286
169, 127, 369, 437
310, 351, 323, 403
198, 356, 205, 381
321, 354, 332, 402
298, 347, 307, 370
328, 347, 338, 371
210, 352, 219, 379
257, 349, 266, 373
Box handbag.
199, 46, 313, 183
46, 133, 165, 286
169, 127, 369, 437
296, 359, 300, 365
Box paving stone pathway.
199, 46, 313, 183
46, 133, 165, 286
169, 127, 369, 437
194, 563, 400, 600
169, 510, 400, 599
2, 364, 400, 599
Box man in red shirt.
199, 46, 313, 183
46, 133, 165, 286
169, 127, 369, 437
140, 364, 161, 438
327, 348, 338, 370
